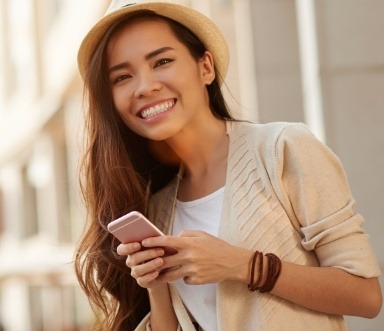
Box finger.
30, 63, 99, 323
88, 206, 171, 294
142, 230, 211, 251
156, 264, 186, 283
141, 235, 186, 250
161, 251, 183, 268
126, 248, 164, 268
131, 257, 164, 279
136, 270, 160, 288
117, 242, 141, 256
183, 276, 193, 285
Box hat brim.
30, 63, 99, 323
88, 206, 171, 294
77, 1, 229, 85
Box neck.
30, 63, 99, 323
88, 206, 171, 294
166, 117, 229, 179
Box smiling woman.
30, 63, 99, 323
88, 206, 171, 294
75, 1, 381, 331
106, 19, 216, 141
76, 4, 234, 330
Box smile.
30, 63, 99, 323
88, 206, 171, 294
140, 100, 175, 119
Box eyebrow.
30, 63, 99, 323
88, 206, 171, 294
108, 46, 174, 75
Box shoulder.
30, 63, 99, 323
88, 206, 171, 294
227, 120, 338, 185
229, 119, 310, 137
227, 120, 315, 152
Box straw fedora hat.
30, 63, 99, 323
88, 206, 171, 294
77, 0, 229, 85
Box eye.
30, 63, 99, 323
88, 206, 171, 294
154, 58, 174, 68
112, 73, 132, 85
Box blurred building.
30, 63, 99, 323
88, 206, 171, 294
0, 0, 106, 330
0, 0, 383, 330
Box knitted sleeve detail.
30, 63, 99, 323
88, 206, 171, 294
274, 123, 380, 277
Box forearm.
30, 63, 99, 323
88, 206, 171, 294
142, 233, 382, 319
270, 262, 382, 318
148, 284, 178, 331
235, 250, 382, 318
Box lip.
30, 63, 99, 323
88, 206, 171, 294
136, 98, 177, 118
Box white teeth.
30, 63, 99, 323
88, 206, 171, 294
141, 100, 174, 119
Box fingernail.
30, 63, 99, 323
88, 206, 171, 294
157, 248, 164, 256
133, 243, 140, 250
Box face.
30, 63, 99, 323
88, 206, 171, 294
106, 19, 215, 141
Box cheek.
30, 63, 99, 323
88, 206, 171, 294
110, 90, 137, 130
112, 88, 133, 115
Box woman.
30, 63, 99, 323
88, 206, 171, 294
75, 1, 382, 330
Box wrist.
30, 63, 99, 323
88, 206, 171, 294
147, 282, 169, 296
231, 248, 254, 284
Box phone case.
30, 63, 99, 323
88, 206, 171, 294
108, 211, 163, 243
108, 211, 177, 255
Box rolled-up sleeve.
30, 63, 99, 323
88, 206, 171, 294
275, 123, 380, 278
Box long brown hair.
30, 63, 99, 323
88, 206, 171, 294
75, 10, 234, 330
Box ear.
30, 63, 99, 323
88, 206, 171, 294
199, 51, 215, 85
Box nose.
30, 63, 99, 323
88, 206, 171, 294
134, 70, 162, 98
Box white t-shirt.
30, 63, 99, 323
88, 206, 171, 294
172, 187, 225, 331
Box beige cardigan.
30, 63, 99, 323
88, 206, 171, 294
137, 121, 380, 331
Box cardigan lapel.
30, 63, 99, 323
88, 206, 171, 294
219, 122, 283, 251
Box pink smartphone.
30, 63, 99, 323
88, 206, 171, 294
107, 211, 177, 256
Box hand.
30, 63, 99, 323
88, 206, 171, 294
141, 230, 252, 285
116, 242, 166, 288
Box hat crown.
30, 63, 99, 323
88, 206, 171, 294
78, 0, 229, 85
106, 0, 135, 15
106, 0, 190, 16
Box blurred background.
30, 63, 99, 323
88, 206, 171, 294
0, 0, 383, 330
